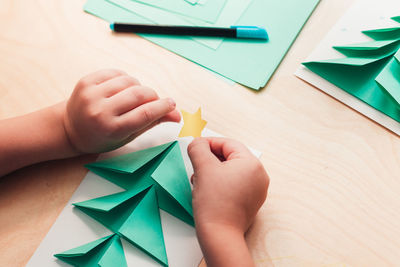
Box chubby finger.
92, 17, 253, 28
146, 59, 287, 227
116, 98, 177, 136
124, 110, 180, 141
160, 109, 181, 123
79, 69, 127, 87
187, 138, 220, 172
97, 75, 141, 98
108, 86, 158, 115
205, 137, 253, 161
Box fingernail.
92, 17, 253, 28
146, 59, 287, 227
168, 98, 176, 107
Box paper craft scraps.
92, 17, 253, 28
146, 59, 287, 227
55, 234, 127, 267
303, 16, 400, 123
83, 0, 320, 90
179, 108, 207, 138
55, 141, 193, 267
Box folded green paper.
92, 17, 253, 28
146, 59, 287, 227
55, 234, 127, 267
303, 16, 400, 122
84, 0, 320, 90
56, 141, 193, 267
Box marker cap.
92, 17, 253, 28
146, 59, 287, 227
231, 26, 269, 40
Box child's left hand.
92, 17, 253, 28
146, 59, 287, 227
63, 69, 181, 154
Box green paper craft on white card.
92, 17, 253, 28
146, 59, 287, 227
303, 16, 400, 123
55, 141, 194, 267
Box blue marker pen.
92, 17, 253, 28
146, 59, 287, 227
110, 23, 269, 40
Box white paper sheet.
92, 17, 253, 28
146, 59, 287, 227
27, 122, 261, 267
295, 0, 400, 136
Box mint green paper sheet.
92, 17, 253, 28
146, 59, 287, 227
55, 234, 127, 267
303, 16, 400, 122
84, 0, 320, 90
131, 0, 226, 23
65, 141, 193, 266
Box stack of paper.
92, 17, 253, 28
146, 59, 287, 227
84, 0, 320, 90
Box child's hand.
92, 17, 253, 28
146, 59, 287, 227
63, 69, 180, 154
188, 137, 269, 267
188, 137, 269, 233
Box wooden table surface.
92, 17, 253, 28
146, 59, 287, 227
2, 0, 400, 266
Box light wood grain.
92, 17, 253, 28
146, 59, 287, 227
1, 0, 400, 266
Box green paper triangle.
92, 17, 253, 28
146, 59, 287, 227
119, 187, 168, 266
151, 142, 193, 223
98, 235, 127, 267
86, 141, 174, 173
54, 234, 127, 267
73, 186, 149, 212
392, 16, 400, 23
375, 51, 400, 105
74, 188, 150, 233
362, 27, 400, 41
155, 184, 194, 226
305, 56, 388, 67
86, 165, 149, 190
304, 55, 400, 122
55, 235, 111, 257
333, 40, 400, 58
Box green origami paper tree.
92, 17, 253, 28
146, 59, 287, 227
55, 141, 193, 267
303, 16, 400, 122
55, 234, 127, 267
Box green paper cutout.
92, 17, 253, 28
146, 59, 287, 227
151, 142, 192, 219
310, 56, 389, 66
303, 15, 400, 122
85, 141, 194, 225
119, 187, 167, 266
84, 0, 320, 90
376, 50, 400, 105
73, 188, 151, 233
55, 234, 127, 267
333, 40, 400, 58
362, 27, 400, 41
73, 187, 168, 266
131, 0, 227, 23
70, 141, 193, 266
87, 141, 173, 173
393, 16, 400, 23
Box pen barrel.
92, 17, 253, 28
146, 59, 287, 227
113, 23, 237, 37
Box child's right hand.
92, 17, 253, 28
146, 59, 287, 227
63, 69, 180, 154
188, 137, 269, 234
188, 137, 269, 267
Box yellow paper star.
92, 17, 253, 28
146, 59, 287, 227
179, 108, 207, 138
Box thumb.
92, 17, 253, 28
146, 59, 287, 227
187, 138, 219, 173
